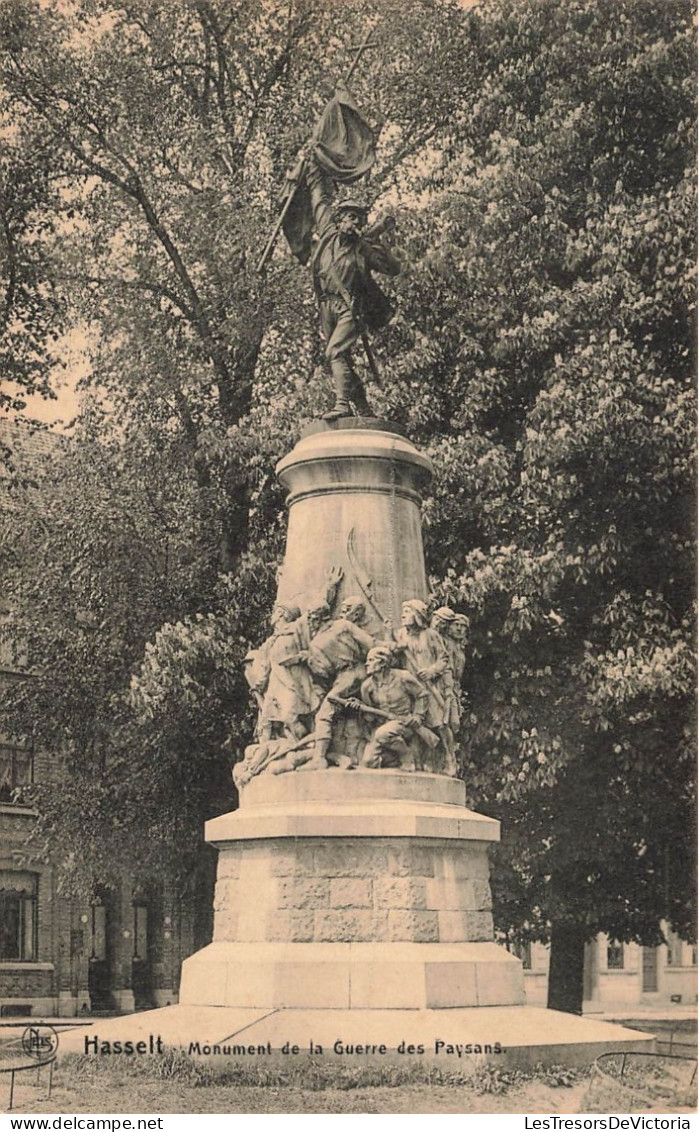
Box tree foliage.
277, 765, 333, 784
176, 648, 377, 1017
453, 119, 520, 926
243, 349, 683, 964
385, 0, 696, 1005
0, 0, 474, 886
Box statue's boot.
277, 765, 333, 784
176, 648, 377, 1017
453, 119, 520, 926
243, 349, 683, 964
323, 358, 370, 420
323, 401, 351, 421
347, 371, 371, 417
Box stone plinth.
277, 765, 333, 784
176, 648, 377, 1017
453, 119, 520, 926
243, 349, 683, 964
206, 771, 499, 842
176, 421, 525, 1014
179, 771, 524, 1011
275, 422, 432, 631
78, 419, 655, 1071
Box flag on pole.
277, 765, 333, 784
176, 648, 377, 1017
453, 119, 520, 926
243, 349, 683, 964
312, 84, 376, 182
280, 85, 376, 265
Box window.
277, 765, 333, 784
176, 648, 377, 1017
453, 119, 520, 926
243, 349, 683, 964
133, 905, 149, 961
0, 873, 37, 960
667, 930, 697, 968
0, 744, 33, 803
607, 941, 625, 969
512, 940, 532, 970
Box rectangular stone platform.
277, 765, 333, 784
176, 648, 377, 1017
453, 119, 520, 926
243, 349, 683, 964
54, 1002, 654, 1071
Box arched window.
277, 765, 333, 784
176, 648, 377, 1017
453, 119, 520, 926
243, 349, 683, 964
0, 872, 38, 960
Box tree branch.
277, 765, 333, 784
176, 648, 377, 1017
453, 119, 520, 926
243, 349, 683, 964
0, 201, 18, 332
8, 53, 231, 383
58, 272, 195, 322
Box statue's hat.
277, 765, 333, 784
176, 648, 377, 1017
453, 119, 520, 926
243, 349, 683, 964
334, 195, 369, 218
433, 606, 456, 624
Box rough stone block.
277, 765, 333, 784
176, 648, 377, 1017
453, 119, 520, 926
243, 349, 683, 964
269, 845, 316, 876
213, 879, 235, 913
314, 909, 388, 942
470, 912, 494, 941
265, 911, 315, 943
313, 841, 388, 877
473, 880, 493, 910
216, 850, 241, 879
212, 909, 238, 942
330, 878, 372, 908
277, 878, 329, 909
387, 910, 439, 942
373, 877, 428, 909
386, 843, 435, 877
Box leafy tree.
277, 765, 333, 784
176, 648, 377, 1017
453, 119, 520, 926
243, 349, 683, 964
380, 0, 696, 1011
0, 121, 65, 412
0, 0, 474, 882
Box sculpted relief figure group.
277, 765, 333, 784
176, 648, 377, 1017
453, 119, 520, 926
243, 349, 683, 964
235, 569, 469, 788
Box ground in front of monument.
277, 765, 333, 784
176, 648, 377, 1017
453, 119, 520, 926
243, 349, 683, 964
1, 1014, 696, 1115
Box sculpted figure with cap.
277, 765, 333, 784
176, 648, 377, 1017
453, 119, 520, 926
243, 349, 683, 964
307, 157, 401, 419
297, 595, 376, 770
353, 646, 439, 772
238, 570, 469, 781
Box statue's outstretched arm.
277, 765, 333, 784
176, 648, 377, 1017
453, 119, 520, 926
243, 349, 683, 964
361, 231, 402, 277
306, 154, 336, 241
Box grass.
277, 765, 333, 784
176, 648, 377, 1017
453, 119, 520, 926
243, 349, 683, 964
57, 1048, 584, 1092
4, 1025, 697, 1115
4, 1052, 591, 1115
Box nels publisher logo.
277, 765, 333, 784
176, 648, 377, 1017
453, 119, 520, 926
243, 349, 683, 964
21, 1024, 59, 1060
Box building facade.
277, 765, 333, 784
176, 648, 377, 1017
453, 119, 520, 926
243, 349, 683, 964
0, 420, 207, 1017
513, 932, 697, 1011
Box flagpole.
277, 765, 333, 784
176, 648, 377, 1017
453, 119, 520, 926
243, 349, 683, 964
342, 27, 376, 85
256, 159, 307, 274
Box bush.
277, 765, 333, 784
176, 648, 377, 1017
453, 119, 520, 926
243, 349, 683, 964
56, 1052, 585, 1094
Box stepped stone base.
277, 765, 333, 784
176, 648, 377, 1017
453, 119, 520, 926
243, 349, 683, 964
178, 770, 523, 1012
55, 1004, 655, 1071
180, 940, 523, 1010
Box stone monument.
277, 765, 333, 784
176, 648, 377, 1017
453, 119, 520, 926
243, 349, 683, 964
59, 65, 652, 1068
57, 419, 652, 1067
180, 72, 525, 1012
180, 419, 524, 1013
174, 77, 650, 1060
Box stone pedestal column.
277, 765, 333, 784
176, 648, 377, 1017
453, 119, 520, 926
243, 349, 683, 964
276, 421, 432, 631
180, 420, 524, 1014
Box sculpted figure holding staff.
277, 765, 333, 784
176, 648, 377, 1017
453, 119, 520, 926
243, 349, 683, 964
305, 149, 400, 419
259, 34, 401, 420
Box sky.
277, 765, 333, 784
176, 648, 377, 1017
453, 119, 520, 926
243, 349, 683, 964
4, 329, 88, 430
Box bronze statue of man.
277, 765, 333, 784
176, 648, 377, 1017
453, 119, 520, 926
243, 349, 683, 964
271, 79, 401, 420
306, 156, 401, 419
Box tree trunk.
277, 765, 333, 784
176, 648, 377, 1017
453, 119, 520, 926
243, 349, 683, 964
547, 921, 586, 1014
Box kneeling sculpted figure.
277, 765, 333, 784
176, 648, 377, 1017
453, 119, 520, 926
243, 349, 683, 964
352, 646, 439, 772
